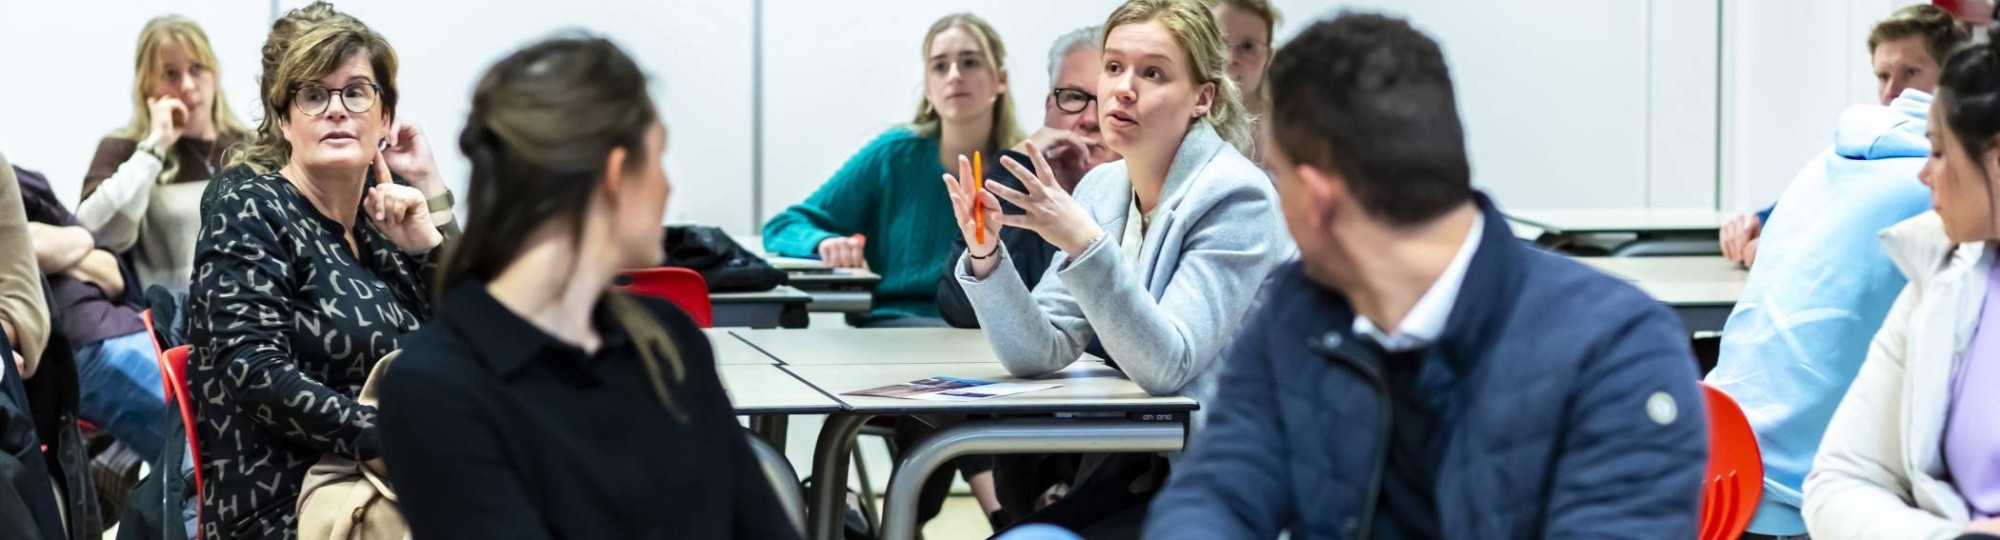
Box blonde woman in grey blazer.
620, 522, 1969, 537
940, 3, 1289, 430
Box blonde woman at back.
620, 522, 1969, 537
1208, 0, 1279, 163
946, 0, 1289, 535
77, 16, 251, 293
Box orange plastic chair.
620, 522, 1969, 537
1698, 383, 1762, 540
618, 267, 714, 328
158, 345, 202, 505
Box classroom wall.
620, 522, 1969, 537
763, 0, 1724, 229
1720, 0, 1926, 213
2, 0, 1731, 238
269, 0, 758, 230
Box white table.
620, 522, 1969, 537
718, 365, 840, 415
1509, 208, 1730, 256
709, 329, 830, 446
1508, 208, 1730, 235
1575, 256, 1746, 333
732, 328, 1000, 365
705, 329, 779, 365
787, 361, 1197, 540
788, 361, 1197, 416
710, 285, 813, 328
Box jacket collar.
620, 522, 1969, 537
1431, 193, 1529, 374
1880, 211, 1988, 286
1311, 193, 1524, 376
1156, 121, 1229, 214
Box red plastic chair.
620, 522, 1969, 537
140, 309, 168, 397
619, 267, 713, 328
1698, 383, 1762, 540
158, 345, 202, 505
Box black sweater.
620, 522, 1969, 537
378, 283, 797, 540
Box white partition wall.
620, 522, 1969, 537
1268, 0, 1720, 210
9, 0, 1935, 236
1720, 0, 1924, 214
272, 0, 757, 229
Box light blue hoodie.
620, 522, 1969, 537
1706, 89, 1936, 536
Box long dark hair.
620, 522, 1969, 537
446, 34, 688, 420
1939, 23, 2000, 237
1940, 25, 2000, 160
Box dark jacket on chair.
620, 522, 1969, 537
1144, 195, 1709, 539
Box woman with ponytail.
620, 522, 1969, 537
375, 34, 796, 540
1804, 22, 2000, 540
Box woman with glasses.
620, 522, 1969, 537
77, 16, 253, 293
761, 12, 1024, 328
185, 15, 443, 540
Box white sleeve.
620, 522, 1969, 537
73, 151, 162, 252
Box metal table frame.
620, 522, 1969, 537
804, 414, 1189, 540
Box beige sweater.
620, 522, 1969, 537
0, 152, 51, 375
78, 136, 236, 292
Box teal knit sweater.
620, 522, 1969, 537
762, 127, 958, 323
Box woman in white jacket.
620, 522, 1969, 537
1804, 25, 2000, 540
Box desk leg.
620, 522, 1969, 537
750, 414, 789, 450
808, 413, 872, 540
877, 418, 1187, 540
781, 303, 811, 328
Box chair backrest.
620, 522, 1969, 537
619, 267, 713, 328
158, 345, 202, 505
140, 309, 167, 397
1697, 383, 1762, 540
743, 430, 806, 538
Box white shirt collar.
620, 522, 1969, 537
1353, 213, 1485, 353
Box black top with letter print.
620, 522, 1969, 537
186, 170, 435, 540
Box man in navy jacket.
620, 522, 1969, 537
1141, 12, 1709, 539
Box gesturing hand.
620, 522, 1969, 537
941, 154, 1005, 279
986, 140, 1103, 255
365, 151, 443, 255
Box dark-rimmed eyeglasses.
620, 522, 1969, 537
1053, 88, 1097, 114
293, 83, 382, 117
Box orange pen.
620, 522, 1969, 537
973, 151, 985, 244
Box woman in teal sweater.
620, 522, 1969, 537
763, 12, 1025, 327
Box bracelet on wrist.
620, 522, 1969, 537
968, 243, 1000, 260
425, 190, 455, 213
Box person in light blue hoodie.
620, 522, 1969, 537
1707, 87, 1942, 540
1719, 4, 1966, 268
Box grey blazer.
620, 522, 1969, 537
954, 122, 1292, 425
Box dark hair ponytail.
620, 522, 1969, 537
444, 34, 687, 421
443, 32, 657, 292
1939, 24, 2000, 161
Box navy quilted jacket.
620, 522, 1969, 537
1145, 195, 1709, 539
